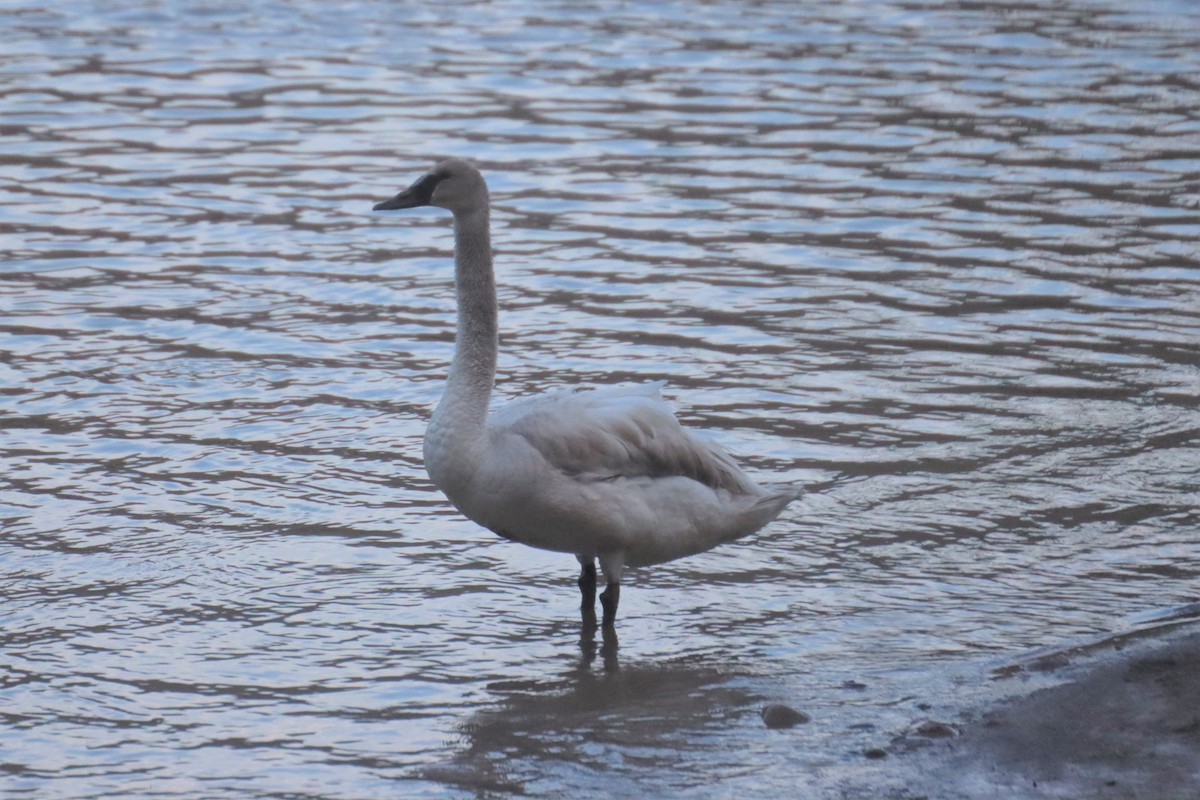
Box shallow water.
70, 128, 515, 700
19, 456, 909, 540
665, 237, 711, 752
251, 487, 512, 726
2, 0, 1199, 797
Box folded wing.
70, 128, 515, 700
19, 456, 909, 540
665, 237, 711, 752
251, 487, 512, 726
492, 383, 761, 496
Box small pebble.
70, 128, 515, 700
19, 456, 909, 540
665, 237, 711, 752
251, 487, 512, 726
864, 747, 888, 759
911, 719, 959, 739
761, 704, 811, 729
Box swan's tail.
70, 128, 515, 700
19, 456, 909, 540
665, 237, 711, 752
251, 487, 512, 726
721, 485, 802, 545
755, 485, 802, 518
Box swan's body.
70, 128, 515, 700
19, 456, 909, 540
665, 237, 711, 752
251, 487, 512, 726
374, 159, 800, 625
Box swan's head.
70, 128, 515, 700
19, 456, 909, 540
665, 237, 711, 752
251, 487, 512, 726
373, 158, 488, 216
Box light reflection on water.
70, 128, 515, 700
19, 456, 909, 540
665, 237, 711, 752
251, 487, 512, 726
2, 0, 1199, 797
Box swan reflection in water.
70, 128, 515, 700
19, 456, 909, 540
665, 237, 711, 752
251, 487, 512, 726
420, 614, 758, 797
373, 159, 800, 628
578, 605, 621, 674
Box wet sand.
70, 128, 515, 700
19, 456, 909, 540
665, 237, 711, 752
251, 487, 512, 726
898, 623, 1200, 799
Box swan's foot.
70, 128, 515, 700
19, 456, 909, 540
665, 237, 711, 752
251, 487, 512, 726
577, 558, 597, 612
596, 552, 625, 628
599, 582, 620, 627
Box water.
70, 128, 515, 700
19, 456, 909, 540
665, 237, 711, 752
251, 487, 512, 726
2, 0, 1198, 796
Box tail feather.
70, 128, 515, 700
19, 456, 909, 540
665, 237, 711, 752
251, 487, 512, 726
759, 484, 803, 507
757, 486, 801, 515
721, 485, 801, 546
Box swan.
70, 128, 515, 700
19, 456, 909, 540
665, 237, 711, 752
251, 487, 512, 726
373, 159, 800, 626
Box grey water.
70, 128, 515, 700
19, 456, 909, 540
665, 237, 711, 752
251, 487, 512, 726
2, 0, 1198, 797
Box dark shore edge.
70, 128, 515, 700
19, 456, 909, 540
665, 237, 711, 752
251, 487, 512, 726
881, 616, 1200, 799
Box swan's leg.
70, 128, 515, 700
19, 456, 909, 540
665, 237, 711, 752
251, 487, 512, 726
600, 583, 620, 625
576, 554, 597, 612
598, 552, 625, 627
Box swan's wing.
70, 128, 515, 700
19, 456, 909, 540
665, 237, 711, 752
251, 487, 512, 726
492, 384, 760, 494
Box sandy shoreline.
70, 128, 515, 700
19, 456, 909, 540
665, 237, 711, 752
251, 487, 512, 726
887, 621, 1200, 799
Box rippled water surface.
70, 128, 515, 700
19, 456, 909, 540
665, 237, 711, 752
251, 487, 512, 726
3, 1, 1199, 797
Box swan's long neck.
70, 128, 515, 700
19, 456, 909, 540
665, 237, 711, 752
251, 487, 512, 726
432, 206, 496, 439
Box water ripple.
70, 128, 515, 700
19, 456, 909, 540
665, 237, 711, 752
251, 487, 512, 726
2, 0, 1199, 797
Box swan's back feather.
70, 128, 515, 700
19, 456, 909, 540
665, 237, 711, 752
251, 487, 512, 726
491, 383, 761, 496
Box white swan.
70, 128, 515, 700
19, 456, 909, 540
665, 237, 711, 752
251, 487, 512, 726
374, 159, 800, 626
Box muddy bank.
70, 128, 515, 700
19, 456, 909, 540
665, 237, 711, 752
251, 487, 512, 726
891, 623, 1200, 799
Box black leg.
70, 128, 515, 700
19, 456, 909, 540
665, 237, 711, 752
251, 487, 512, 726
578, 560, 597, 612
599, 582, 620, 627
